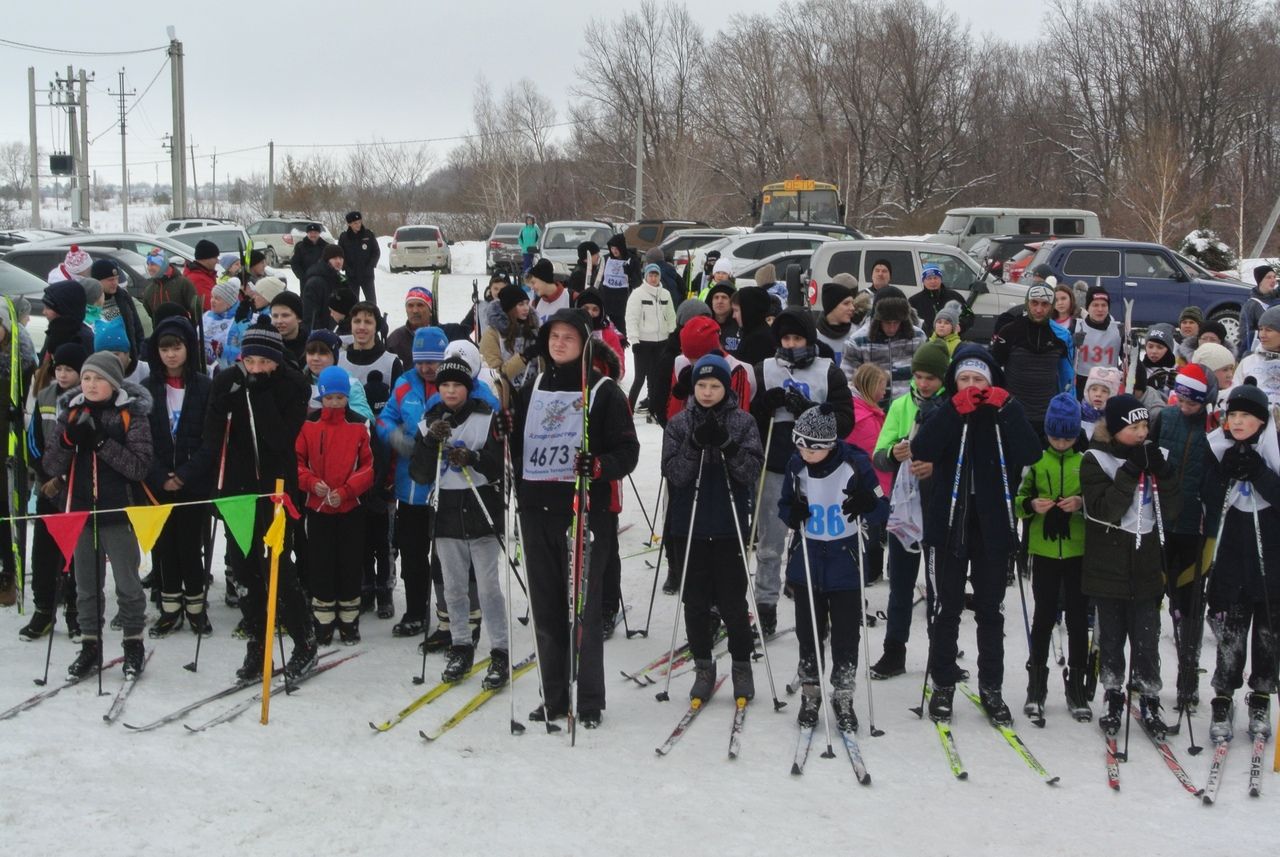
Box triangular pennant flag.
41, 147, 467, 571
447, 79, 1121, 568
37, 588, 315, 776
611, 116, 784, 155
43, 512, 89, 572
125, 504, 174, 554
213, 495, 259, 558
263, 504, 286, 555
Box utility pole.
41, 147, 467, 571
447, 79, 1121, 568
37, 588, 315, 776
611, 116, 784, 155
109, 68, 136, 230
267, 140, 275, 214
78, 68, 90, 226
211, 148, 217, 216
168, 28, 187, 218
190, 139, 199, 215
634, 113, 644, 221
27, 67, 40, 227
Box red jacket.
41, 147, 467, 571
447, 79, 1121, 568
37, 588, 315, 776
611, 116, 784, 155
296, 406, 375, 513
183, 262, 217, 311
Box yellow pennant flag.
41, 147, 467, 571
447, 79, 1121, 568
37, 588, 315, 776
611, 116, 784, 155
262, 504, 286, 555
125, 504, 175, 553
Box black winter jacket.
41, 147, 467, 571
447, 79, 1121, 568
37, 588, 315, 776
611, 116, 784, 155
143, 320, 216, 500
338, 227, 380, 287
290, 237, 329, 283
202, 363, 310, 495
661, 391, 762, 539
301, 261, 342, 332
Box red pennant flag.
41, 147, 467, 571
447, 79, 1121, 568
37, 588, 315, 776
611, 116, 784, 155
43, 511, 90, 572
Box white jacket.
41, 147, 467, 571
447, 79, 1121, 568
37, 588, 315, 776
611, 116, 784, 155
624, 282, 676, 343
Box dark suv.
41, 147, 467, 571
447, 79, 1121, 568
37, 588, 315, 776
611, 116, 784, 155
1026, 239, 1250, 344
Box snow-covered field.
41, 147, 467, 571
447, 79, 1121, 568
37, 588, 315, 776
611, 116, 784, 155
0, 237, 1266, 856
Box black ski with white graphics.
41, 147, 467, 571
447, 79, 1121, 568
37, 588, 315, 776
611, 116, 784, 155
655, 674, 727, 756
837, 726, 871, 785
184, 652, 363, 733
0, 656, 125, 721
103, 650, 154, 724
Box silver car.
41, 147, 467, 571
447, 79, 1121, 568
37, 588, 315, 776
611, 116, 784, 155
246, 217, 335, 266
390, 225, 451, 273
19, 232, 198, 266
539, 221, 615, 275
486, 222, 523, 275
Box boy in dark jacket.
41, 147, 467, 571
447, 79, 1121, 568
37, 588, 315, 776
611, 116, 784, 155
661, 354, 764, 703
410, 358, 510, 689
143, 316, 216, 637
1202, 384, 1280, 743
911, 343, 1041, 724
204, 321, 315, 681
1081, 393, 1178, 737
44, 353, 154, 680
297, 366, 374, 645
779, 405, 889, 730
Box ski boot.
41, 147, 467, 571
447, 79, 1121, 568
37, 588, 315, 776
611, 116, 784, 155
757, 603, 777, 639
442, 645, 475, 683
122, 638, 146, 678
284, 635, 319, 681
529, 704, 567, 723
1209, 695, 1234, 743
392, 614, 424, 638
149, 594, 186, 638
1024, 661, 1048, 720
375, 588, 395, 620
980, 687, 1013, 727
337, 618, 361, 646
928, 685, 955, 722
1139, 695, 1168, 739
1064, 668, 1092, 722
601, 611, 619, 641
18, 610, 54, 642
65, 610, 81, 643
797, 683, 821, 728
236, 639, 265, 682
662, 572, 679, 596
185, 597, 213, 637
869, 640, 906, 680
689, 659, 717, 704
1099, 689, 1126, 735
1247, 692, 1272, 739
731, 660, 755, 702
314, 621, 335, 647
224, 569, 240, 608
482, 649, 510, 691
66, 637, 102, 680
580, 709, 603, 729
832, 688, 858, 733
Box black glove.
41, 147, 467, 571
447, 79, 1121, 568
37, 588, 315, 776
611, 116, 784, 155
520, 342, 540, 364
445, 446, 476, 468
840, 483, 878, 520
1122, 442, 1153, 476
1144, 443, 1167, 476
63, 411, 97, 448
761, 387, 787, 412
427, 419, 453, 442
691, 417, 729, 450
574, 451, 602, 479
786, 493, 811, 530
783, 388, 814, 418
671, 365, 693, 400
1042, 505, 1072, 541
1223, 443, 1265, 481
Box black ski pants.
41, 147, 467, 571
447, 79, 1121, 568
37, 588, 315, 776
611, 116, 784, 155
1029, 555, 1089, 673
682, 536, 754, 661
1212, 599, 1280, 695
154, 504, 209, 599
232, 497, 309, 645
794, 586, 860, 687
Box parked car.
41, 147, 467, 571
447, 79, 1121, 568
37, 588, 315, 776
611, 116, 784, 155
157, 217, 238, 234
622, 219, 710, 252
3, 244, 149, 310
656, 228, 746, 272
1025, 238, 1250, 344
18, 232, 199, 267
733, 249, 814, 289
974, 234, 1055, 281
0, 260, 49, 351
0, 229, 64, 253
805, 238, 1027, 342
389, 225, 452, 273
486, 222, 524, 275
539, 221, 615, 275
246, 217, 335, 266
925, 207, 1101, 253
691, 231, 835, 279
753, 220, 867, 240
165, 225, 253, 259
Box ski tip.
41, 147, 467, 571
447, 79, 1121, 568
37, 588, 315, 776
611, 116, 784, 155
369, 721, 387, 732
859, 774, 872, 786
1201, 794, 1213, 805
957, 771, 969, 780
790, 762, 803, 776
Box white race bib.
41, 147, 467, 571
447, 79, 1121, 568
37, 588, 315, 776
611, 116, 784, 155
601, 258, 628, 290
523, 382, 584, 482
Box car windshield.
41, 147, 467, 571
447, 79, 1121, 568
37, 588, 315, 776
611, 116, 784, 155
0, 260, 47, 297
492, 225, 521, 239
544, 226, 611, 250
936, 214, 969, 236
168, 230, 241, 254
397, 227, 439, 242
1172, 251, 1215, 279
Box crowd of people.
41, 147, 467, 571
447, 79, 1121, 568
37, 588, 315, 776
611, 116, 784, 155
0, 220, 1276, 748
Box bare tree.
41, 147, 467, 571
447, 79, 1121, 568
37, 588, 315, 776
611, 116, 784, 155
0, 142, 31, 205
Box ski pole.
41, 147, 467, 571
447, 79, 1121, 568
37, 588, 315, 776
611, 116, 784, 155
507, 482, 561, 734
656, 449, 704, 703
855, 518, 884, 736
634, 477, 667, 639
723, 460, 784, 711
626, 473, 654, 537
92, 449, 104, 697
568, 340, 594, 746
413, 444, 444, 686
186, 413, 231, 673
912, 419, 967, 719
794, 474, 836, 760
36, 457, 76, 688
995, 423, 1039, 725
743, 417, 775, 569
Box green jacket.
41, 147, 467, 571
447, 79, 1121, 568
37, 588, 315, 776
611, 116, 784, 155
1015, 446, 1085, 559
519, 224, 540, 253
872, 381, 945, 475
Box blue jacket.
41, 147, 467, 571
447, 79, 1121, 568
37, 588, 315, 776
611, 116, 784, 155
778, 441, 888, 592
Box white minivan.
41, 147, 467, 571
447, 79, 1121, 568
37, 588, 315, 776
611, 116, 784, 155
926, 207, 1101, 253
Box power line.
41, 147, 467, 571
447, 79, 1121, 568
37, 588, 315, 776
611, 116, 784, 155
90, 57, 168, 144
274, 119, 581, 149
0, 37, 168, 57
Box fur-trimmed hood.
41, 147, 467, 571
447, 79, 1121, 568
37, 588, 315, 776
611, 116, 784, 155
57, 379, 153, 417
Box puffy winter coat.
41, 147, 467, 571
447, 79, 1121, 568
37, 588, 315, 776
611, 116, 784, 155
479, 299, 538, 392
338, 226, 380, 287
296, 406, 375, 514
991, 315, 1072, 430
141, 269, 200, 322
183, 261, 217, 311
290, 237, 328, 283
1201, 426, 1280, 611
142, 324, 216, 501
203, 363, 310, 496
624, 281, 676, 343
841, 319, 927, 404
301, 261, 343, 332
1015, 445, 1085, 560
1151, 402, 1217, 535
1237, 286, 1280, 357
848, 392, 890, 495
44, 382, 154, 512
408, 398, 503, 539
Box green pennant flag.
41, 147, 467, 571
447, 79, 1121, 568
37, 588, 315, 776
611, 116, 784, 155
213, 494, 259, 557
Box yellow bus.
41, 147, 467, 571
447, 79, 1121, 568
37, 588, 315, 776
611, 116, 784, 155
754, 178, 844, 224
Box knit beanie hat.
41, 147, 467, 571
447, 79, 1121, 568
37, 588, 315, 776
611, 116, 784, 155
755, 263, 777, 286
676, 297, 712, 327
218, 252, 240, 272
1085, 365, 1123, 398
411, 326, 449, 362
1192, 342, 1235, 372
1178, 306, 1204, 326
52, 342, 87, 372
305, 329, 341, 361
1084, 283, 1110, 307
910, 337, 950, 380
643, 263, 661, 278
1260, 305, 1280, 333
1173, 364, 1212, 404
792, 404, 838, 450
315, 366, 351, 400
443, 340, 483, 378
270, 290, 305, 319
211, 280, 240, 308
680, 316, 723, 361
1025, 284, 1054, 305
194, 239, 219, 261
934, 300, 963, 329
528, 259, 556, 285
920, 264, 943, 283
90, 258, 118, 281
434, 357, 473, 391
80, 352, 125, 391
62, 245, 92, 276
645, 247, 665, 264
252, 277, 287, 303
404, 286, 434, 308
145, 249, 165, 269
240, 323, 285, 362
328, 288, 357, 316
577, 241, 600, 262
499, 282, 529, 313
321, 243, 345, 263
821, 282, 852, 315
712, 257, 734, 277
1105, 394, 1149, 436
80, 276, 103, 307
1226, 384, 1270, 423
1044, 392, 1082, 440
1145, 323, 1176, 349
691, 353, 731, 391
93, 316, 130, 354
1255, 264, 1275, 286
1199, 320, 1228, 343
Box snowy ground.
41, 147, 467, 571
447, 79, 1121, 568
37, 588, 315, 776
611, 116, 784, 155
0, 240, 1268, 856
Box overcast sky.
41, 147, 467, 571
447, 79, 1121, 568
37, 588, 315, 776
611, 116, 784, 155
1, 0, 1051, 186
